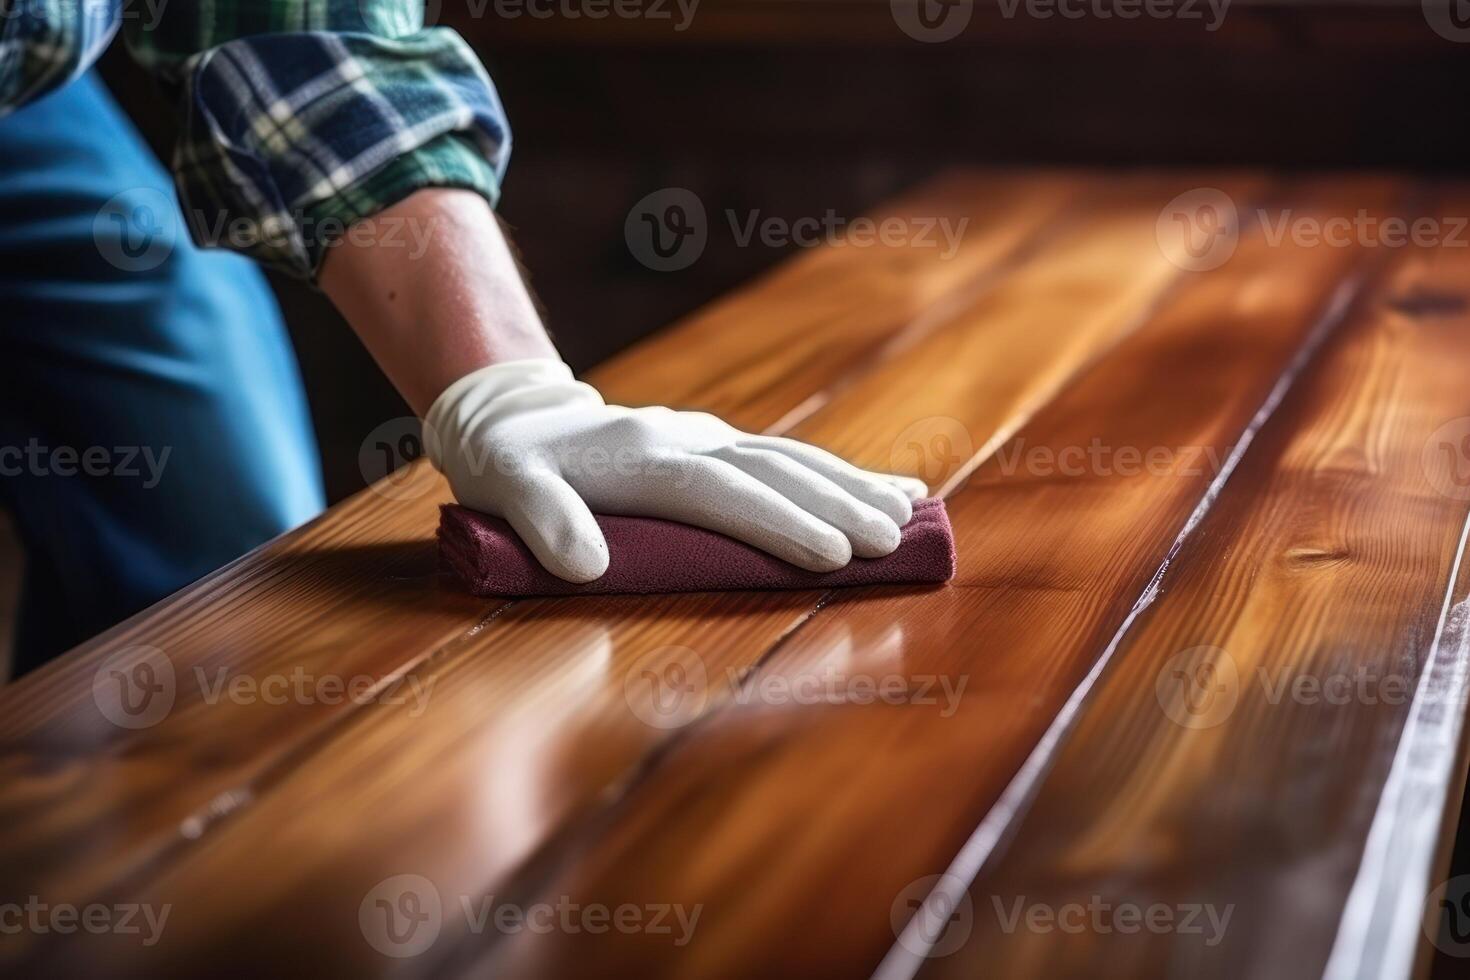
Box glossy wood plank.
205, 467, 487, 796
473, 180, 1402, 979
0, 171, 1071, 951
27, 175, 1229, 976
0, 463, 497, 926
589, 169, 1080, 429
910, 206, 1470, 980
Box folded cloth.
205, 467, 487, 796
439, 498, 956, 597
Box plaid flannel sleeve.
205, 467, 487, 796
127, 3, 510, 280
0, 0, 121, 111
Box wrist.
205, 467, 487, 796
322, 189, 560, 415
424, 358, 599, 472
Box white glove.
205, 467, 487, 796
425, 359, 928, 583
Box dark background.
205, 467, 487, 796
99, 0, 1470, 502
88, 3, 1470, 975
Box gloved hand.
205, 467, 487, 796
425, 359, 928, 583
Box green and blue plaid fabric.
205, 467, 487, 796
1, 1, 508, 278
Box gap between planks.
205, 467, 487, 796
1317, 186, 1470, 973
766, 180, 1092, 435
435, 185, 1256, 977
7, 598, 520, 976
25, 172, 1096, 942
873, 223, 1403, 976
1321, 493, 1470, 979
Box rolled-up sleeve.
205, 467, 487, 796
0, 0, 120, 112
127, 4, 510, 280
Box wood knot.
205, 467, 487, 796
1284, 546, 1352, 568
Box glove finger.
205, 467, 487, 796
650, 455, 853, 572
500, 472, 610, 583
706, 446, 901, 558
738, 436, 917, 525
885, 474, 931, 501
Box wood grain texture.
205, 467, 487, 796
913, 204, 1470, 980
25, 174, 1229, 977
0, 463, 493, 938
470, 181, 1406, 979
588, 169, 1081, 429
6, 172, 1470, 980
0, 170, 1068, 963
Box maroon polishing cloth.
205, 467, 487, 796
439, 498, 956, 597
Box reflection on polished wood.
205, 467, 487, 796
4, 172, 1470, 980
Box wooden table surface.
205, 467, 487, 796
5, 170, 1470, 979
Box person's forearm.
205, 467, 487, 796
318, 189, 558, 416
317, 186, 923, 583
